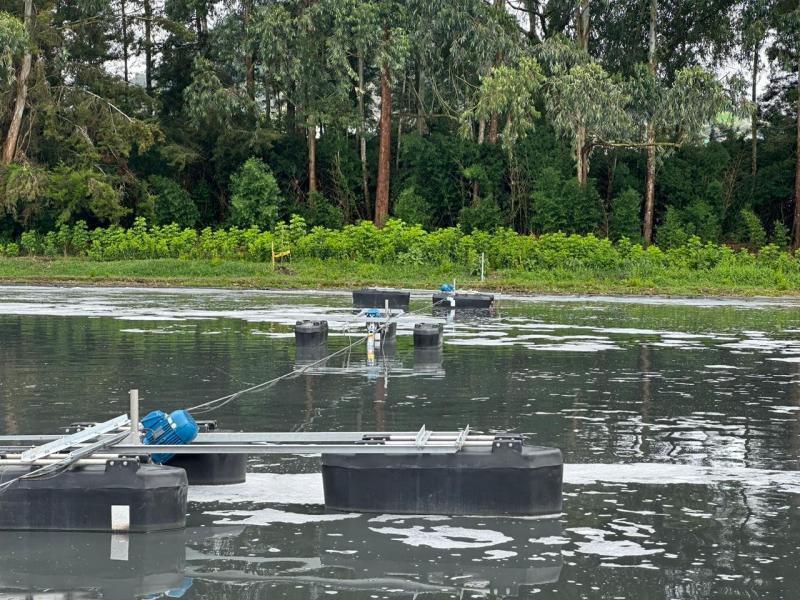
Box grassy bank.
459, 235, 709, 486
1, 256, 798, 297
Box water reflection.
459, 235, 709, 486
0, 530, 189, 599
179, 516, 562, 599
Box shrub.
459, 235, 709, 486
738, 208, 767, 249
772, 220, 790, 249
394, 187, 433, 229
149, 176, 199, 228
228, 158, 283, 229
458, 198, 503, 234
530, 168, 602, 234
302, 192, 344, 229
9, 218, 800, 293
609, 188, 642, 241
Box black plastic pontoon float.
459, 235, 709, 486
352, 288, 411, 310
432, 291, 495, 310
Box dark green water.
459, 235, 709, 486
1, 286, 799, 599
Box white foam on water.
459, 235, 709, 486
769, 357, 800, 363
532, 536, 571, 545
483, 550, 518, 560
704, 365, 745, 370
189, 473, 324, 504
369, 514, 451, 523
368, 525, 512, 549
207, 508, 359, 525
568, 527, 663, 558
526, 341, 621, 352
564, 463, 800, 494
445, 338, 512, 347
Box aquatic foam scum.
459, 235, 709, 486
188, 464, 800, 510
207, 508, 359, 526
367, 525, 513, 549
564, 463, 800, 494
568, 527, 663, 558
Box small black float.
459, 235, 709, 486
322, 433, 562, 516
166, 420, 247, 486
294, 319, 329, 347
413, 322, 443, 348
352, 288, 411, 311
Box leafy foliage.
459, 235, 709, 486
228, 158, 283, 230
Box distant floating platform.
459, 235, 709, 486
322, 435, 562, 516
352, 288, 411, 310
433, 292, 495, 310
0, 461, 187, 532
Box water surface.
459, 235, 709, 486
1, 285, 799, 599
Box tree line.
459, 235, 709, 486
0, 0, 799, 251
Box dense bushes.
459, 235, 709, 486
5, 218, 799, 286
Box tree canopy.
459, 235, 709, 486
0, 0, 799, 251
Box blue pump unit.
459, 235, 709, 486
440, 283, 454, 293
141, 409, 199, 464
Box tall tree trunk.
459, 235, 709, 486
576, 0, 590, 53
196, 3, 208, 51
357, 52, 370, 216
307, 120, 317, 194
2, 0, 33, 165
488, 0, 505, 145
121, 0, 129, 84
415, 64, 426, 135
524, 0, 540, 43
605, 152, 617, 237
243, 0, 255, 100
751, 40, 760, 192
572, 0, 590, 184
374, 61, 392, 229
143, 0, 153, 93
793, 50, 800, 252
642, 0, 657, 245
576, 134, 589, 185
473, 119, 486, 205
264, 76, 271, 122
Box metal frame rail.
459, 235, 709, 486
0, 426, 500, 460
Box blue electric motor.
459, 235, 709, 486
440, 283, 454, 293
141, 409, 199, 464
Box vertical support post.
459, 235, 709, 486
128, 389, 140, 445
480, 253, 485, 282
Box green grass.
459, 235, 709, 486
0, 256, 797, 298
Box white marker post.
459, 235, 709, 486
128, 389, 140, 445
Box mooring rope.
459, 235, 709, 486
187, 295, 452, 416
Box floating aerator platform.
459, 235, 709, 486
1, 418, 562, 525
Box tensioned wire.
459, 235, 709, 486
187, 296, 452, 416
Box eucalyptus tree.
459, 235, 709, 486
257, 0, 352, 196
323, 0, 410, 227
1, 0, 31, 163
327, 0, 381, 214
768, 0, 800, 250
739, 0, 774, 187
